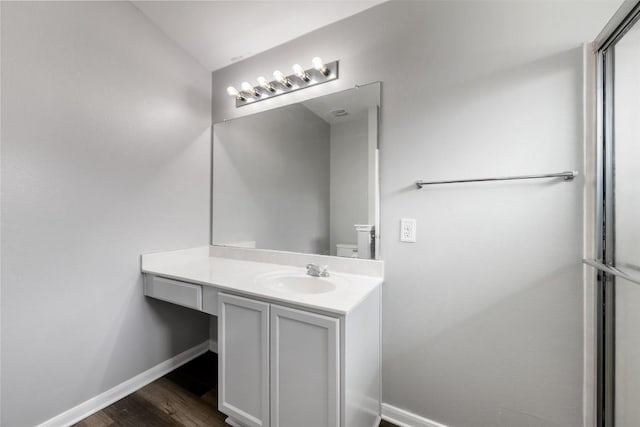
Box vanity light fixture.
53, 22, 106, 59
241, 81, 259, 98
226, 86, 246, 101
312, 57, 330, 76
292, 64, 310, 82
226, 57, 339, 108
273, 70, 292, 88
257, 76, 275, 93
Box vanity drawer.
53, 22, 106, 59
145, 275, 202, 310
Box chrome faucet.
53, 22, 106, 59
306, 263, 329, 277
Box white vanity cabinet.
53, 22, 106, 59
270, 305, 340, 427
141, 249, 382, 427
218, 291, 380, 427
218, 294, 270, 427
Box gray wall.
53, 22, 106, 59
1, 2, 211, 426
211, 2, 618, 426
212, 104, 330, 254
329, 114, 369, 255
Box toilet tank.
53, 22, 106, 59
336, 243, 358, 258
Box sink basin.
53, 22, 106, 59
256, 271, 346, 295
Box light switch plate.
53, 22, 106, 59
400, 218, 417, 242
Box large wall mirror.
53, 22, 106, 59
211, 82, 381, 259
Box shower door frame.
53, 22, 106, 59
593, 2, 640, 426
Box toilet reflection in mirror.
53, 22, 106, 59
211, 82, 381, 259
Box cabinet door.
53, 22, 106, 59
218, 293, 270, 427
270, 305, 340, 427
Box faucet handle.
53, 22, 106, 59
306, 263, 329, 277
318, 264, 330, 277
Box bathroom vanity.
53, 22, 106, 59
142, 81, 384, 427
141, 245, 383, 427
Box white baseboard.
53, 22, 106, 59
224, 416, 244, 426
209, 338, 218, 353
37, 341, 210, 427
382, 403, 449, 427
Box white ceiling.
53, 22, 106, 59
132, 1, 385, 71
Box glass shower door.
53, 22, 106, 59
611, 18, 640, 427
595, 5, 640, 426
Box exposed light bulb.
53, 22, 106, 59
292, 64, 310, 82
312, 57, 330, 76
241, 81, 258, 97
273, 70, 291, 87
257, 76, 275, 92
226, 86, 245, 101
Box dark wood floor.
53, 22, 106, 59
74, 351, 397, 427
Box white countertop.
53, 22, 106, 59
141, 247, 383, 315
